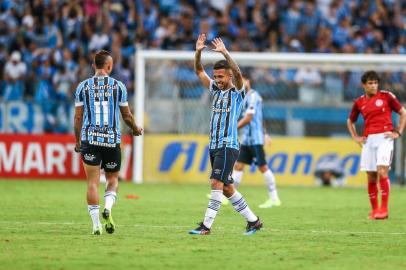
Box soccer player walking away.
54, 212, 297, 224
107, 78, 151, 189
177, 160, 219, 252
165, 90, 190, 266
231, 77, 281, 208
347, 70, 406, 220
74, 50, 143, 235
189, 34, 262, 235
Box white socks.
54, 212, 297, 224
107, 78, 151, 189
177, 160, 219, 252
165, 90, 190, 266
263, 169, 279, 200
88, 205, 101, 230
228, 191, 257, 222
203, 190, 223, 228
232, 170, 244, 187
104, 191, 117, 211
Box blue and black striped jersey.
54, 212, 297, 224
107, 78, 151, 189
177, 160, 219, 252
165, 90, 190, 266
74, 76, 128, 146
240, 89, 264, 146
209, 80, 245, 150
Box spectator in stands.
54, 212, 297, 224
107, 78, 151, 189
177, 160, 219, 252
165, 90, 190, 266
3, 51, 26, 101
294, 67, 323, 103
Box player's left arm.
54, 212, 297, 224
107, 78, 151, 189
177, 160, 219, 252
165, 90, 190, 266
387, 92, 406, 139
393, 107, 406, 138
211, 38, 244, 90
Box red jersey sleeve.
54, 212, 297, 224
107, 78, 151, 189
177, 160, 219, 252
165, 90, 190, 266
386, 91, 403, 113
348, 100, 360, 122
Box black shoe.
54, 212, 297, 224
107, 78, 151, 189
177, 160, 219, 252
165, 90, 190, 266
245, 217, 263, 235
188, 222, 211, 235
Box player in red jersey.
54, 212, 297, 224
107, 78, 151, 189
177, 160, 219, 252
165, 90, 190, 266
347, 70, 406, 220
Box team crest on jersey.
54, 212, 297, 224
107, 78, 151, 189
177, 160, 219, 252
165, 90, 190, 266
375, 99, 383, 107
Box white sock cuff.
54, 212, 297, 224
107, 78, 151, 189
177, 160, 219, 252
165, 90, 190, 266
210, 190, 223, 201
88, 205, 99, 212
104, 191, 117, 197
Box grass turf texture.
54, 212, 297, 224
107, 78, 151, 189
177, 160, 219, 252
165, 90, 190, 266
1, 180, 406, 270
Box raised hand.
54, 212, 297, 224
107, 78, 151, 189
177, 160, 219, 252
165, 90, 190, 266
132, 126, 143, 136
196, 34, 207, 52
211, 37, 227, 53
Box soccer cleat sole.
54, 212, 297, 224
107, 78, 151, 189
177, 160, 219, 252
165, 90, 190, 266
188, 230, 210, 235
102, 209, 116, 234
92, 229, 102, 235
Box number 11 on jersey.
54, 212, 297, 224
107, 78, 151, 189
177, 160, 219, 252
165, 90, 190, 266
95, 100, 109, 126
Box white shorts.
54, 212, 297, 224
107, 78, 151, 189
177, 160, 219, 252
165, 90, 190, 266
360, 133, 394, 172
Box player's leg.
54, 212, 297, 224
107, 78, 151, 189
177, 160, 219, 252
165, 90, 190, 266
190, 149, 224, 235
375, 166, 390, 219
81, 142, 103, 234
101, 145, 121, 233
360, 138, 379, 219
232, 145, 252, 187
222, 148, 262, 235
232, 162, 245, 187
254, 145, 281, 208
83, 163, 103, 235
366, 171, 379, 219
373, 135, 393, 219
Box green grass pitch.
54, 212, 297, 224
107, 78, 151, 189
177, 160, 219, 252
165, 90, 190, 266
1, 180, 406, 270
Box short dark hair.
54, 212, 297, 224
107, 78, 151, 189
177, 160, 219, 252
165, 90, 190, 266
361, 70, 380, 84
213, 60, 230, 70
94, 50, 111, 69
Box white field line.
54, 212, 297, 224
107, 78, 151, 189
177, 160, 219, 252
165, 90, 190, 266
0, 221, 405, 236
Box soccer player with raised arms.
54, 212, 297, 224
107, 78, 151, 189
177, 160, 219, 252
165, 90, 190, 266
74, 50, 143, 235
189, 34, 262, 235
347, 70, 406, 220
232, 77, 281, 208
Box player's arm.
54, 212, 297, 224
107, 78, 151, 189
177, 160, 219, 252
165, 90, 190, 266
394, 107, 406, 138
347, 102, 366, 146
120, 106, 143, 136
237, 113, 253, 129
211, 38, 243, 90
73, 82, 84, 152
74, 106, 83, 152
117, 82, 143, 136
194, 34, 210, 89
388, 93, 406, 139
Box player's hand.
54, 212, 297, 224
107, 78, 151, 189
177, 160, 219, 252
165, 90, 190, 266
353, 136, 366, 147
132, 126, 143, 136
384, 131, 400, 139
74, 142, 81, 153
196, 34, 207, 52
264, 133, 272, 147
211, 37, 227, 54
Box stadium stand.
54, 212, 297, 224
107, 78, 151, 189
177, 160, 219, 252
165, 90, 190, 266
0, 0, 404, 133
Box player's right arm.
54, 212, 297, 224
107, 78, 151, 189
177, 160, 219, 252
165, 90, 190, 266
73, 81, 85, 152
347, 101, 366, 146
194, 34, 211, 89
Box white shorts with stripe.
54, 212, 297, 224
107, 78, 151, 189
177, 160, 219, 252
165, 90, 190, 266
360, 133, 394, 172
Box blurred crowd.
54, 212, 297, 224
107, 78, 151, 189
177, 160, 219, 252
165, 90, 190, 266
0, 0, 405, 132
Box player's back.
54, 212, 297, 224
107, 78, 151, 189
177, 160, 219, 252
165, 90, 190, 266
75, 76, 128, 147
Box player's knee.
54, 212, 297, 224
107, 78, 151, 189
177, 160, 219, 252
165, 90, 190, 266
234, 162, 244, 171
258, 165, 269, 173
223, 184, 235, 197
210, 179, 223, 190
